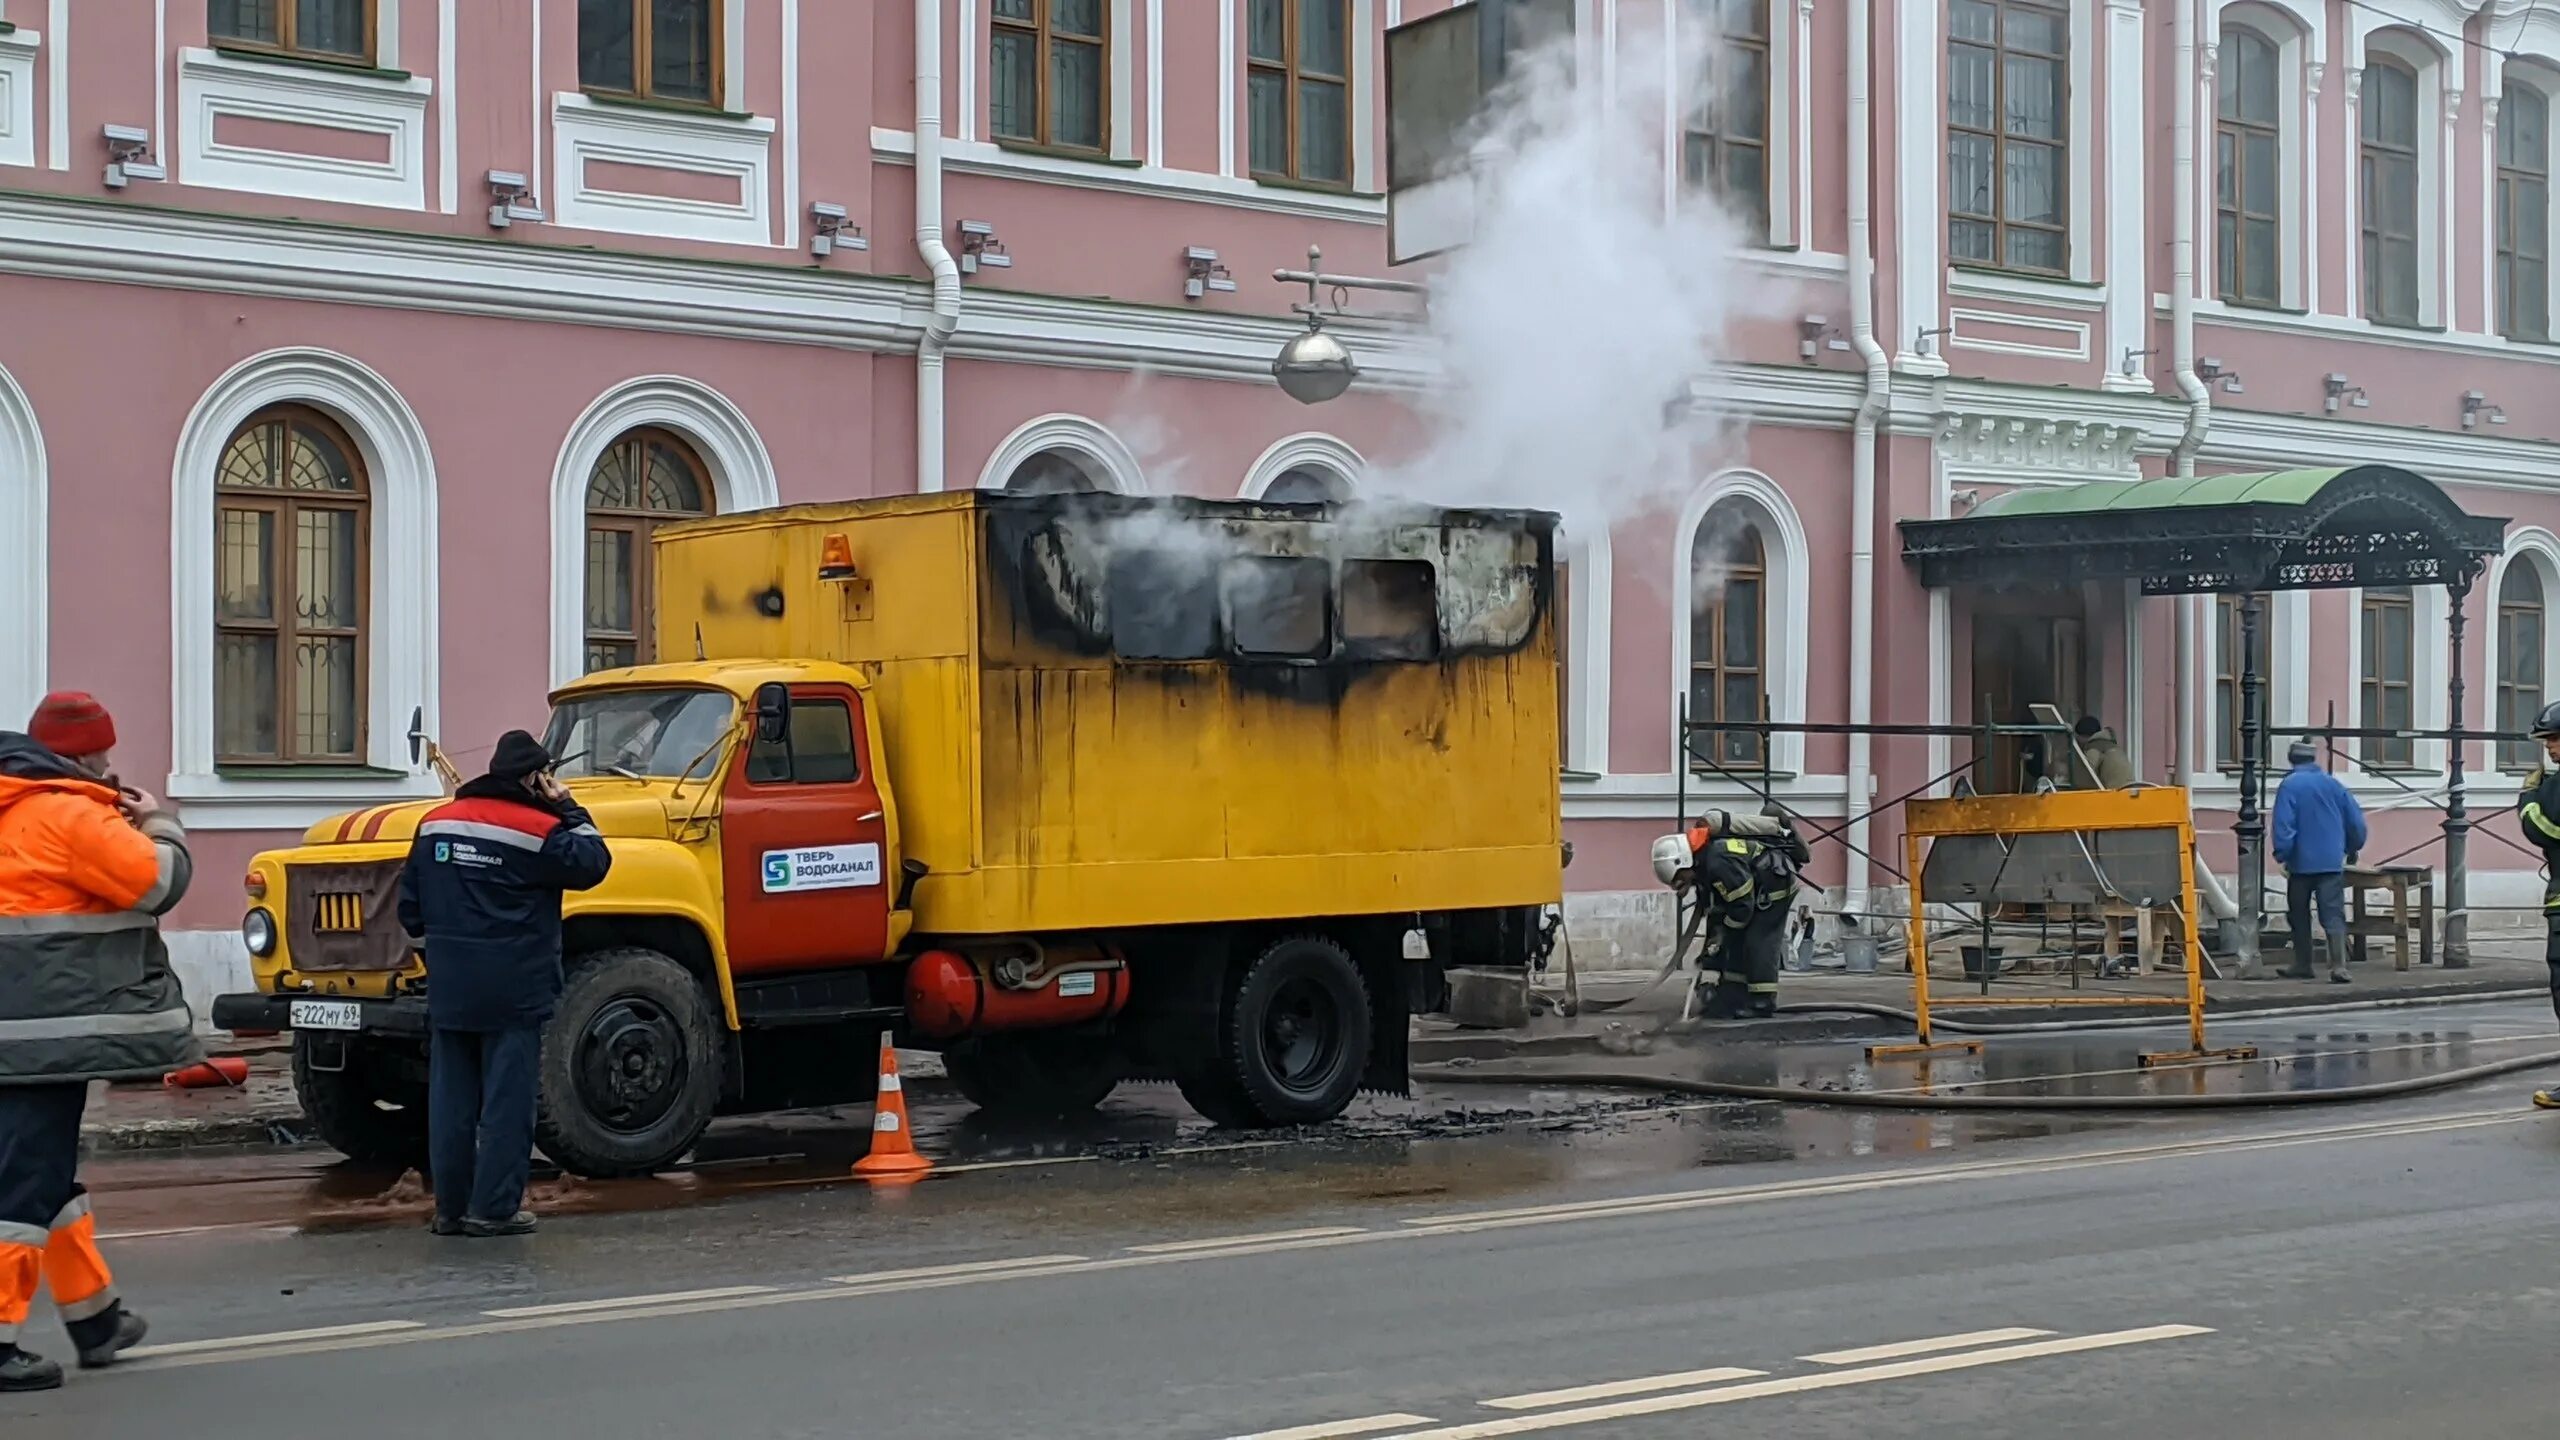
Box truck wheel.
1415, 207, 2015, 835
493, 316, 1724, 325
290, 1037, 429, 1169
1179, 935, 1371, 1128
535, 948, 722, 1179
943, 1034, 1121, 1118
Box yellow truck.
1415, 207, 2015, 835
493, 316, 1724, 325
213, 492, 1563, 1177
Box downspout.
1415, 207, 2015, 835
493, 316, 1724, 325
2170, 0, 2208, 477
915, 0, 964, 493
1843, 0, 1889, 923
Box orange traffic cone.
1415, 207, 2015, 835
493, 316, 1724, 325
852, 1031, 933, 1184
164, 1056, 251, 1089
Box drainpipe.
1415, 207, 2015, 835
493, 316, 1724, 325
915, 0, 964, 493
2170, 0, 2255, 973
1843, 0, 1888, 924
2170, 0, 2209, 477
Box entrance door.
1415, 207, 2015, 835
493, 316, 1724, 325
720, 683, 893, 975
1969, 600, 2087, 794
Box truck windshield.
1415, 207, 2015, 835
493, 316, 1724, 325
545, 690, 738, 780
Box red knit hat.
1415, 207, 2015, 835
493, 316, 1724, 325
28, 691, 116, 759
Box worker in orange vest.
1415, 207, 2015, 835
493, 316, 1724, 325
0, 694, 196, 1391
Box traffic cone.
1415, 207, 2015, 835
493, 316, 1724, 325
852, 1031, 933, 1184
164, 1056, 251, 1089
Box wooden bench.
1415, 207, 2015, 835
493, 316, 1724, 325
2344, 864, 2435, 971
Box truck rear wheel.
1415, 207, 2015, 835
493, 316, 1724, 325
535, 948, 723, 1179
292, 1035, 431, 1168
943, 1034, 1120, 1118
1178, 935, 1371, 1128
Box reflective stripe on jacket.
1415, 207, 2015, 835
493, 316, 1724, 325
398, 780, 613, 1031
0, 733, 200, 1084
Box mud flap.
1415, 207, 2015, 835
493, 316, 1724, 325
1360, 949, 1410, 1098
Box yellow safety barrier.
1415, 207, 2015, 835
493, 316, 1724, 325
1889, 785, 2258, 1070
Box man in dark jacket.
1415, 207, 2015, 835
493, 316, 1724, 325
2273, 740, 2367, 984
0, 694, 194, 1391
400, 731, 611, 1237
1684, 810, 1811, 1019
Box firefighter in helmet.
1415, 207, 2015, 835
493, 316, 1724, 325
2519, 701, 2560, 1109
1653, 807, 1810, 1019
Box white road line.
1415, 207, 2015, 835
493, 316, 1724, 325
1800, 1327, 2055, 1366
123, 1109, 2509, 1373
1132, 1227, 1368, 1254
1372, 1326, 2216, 1439
1226, 1415, 1440, 1440
125, 1320, 427, 1358
485, 1286, 776, 1318
99, 1222, 289, 1242
1483, 1366, 1765, 1410
827, 1254, 1088, 1287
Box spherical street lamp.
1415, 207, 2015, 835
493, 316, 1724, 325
1273, 321, 1359, 405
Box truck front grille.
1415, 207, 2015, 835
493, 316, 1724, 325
286, 862, 413, 972
312, 892, 366, 934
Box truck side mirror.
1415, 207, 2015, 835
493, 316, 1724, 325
753, 683, 791, 745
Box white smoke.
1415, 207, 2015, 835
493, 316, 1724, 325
1361, 23, 1784, 542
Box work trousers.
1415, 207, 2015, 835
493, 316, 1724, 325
429, 1026, 543, 1225
2285, 872, 2350, 975
2545, 882, 2560, 1026
0, 1084, 123, 1355
1699, 896, 1792, 1014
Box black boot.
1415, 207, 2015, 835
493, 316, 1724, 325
72, 1306, 147, 1370
0, 1346, 63, 1393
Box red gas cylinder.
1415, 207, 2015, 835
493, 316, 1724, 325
906, 948, 1131, 1039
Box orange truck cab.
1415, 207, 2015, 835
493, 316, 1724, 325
213, 493, 1564, 1177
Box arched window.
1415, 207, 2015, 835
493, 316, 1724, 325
2499, 82, 2551, 343
2361, 56, 2423, 327
1005, 449, 1109, 495
1688, 506, 1767, 768
2500, 562, 2547, 772
584, 427, 711, 672
214, 405, 369, 765
2217, 26, 2283, 307
1261, 466, 1349, 505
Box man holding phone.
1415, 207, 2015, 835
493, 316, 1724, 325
399, 731, 611, 1237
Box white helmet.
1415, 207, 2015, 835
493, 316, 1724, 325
1650, 832, 1693, 889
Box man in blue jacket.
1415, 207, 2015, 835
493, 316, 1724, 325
2272, 740, 2367, 984
399, 731, 612, 1237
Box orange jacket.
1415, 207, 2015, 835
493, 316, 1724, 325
0, 773, 170, 918
0, 734, 199, 1083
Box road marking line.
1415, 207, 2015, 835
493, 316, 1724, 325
827, 1254, 1088, 1287
485, 1286, 777, 1318
99, 1222, 290, 1241
125, 1320, 427, 1358
1226, 1415, 1441, 1440
1372, 1326, 2215, 1439
1483, 1367, 1765, 1410
123, 1111, 2511, 1373
1132, 1226, 1368, 1254
1800, 1327, 2054, 1366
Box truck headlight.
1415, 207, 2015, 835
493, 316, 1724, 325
243, 908, 277, 958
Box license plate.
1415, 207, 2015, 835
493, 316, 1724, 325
289, 1000, 364, 1032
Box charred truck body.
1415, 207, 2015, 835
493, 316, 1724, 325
214, 493, 1564, 1176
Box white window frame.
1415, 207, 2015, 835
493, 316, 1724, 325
167, 348, 442, 830
1939, 0, 2103, 298
2195, 589, 2309, 776
2348, 23, 2455, 330
0, 362, 44, 727
1670, 470, 1809, 778
1239, 431, 1364, 499
1554, 521, 1612, 779
2484, 45, 2560, 345
1665, 0, 1810, 251
2210, 2, 2320, 313
976, 412, 1148, 494
967, 0, 1140, 164
548, 375, 781, 687
2482, 529, 2560, 782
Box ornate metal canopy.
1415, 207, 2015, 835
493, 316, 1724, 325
1899, 465, 2509, 595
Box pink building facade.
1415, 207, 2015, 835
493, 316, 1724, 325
0, 1, 2554, 1008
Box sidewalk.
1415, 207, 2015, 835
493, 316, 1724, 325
81, 933, 2550, 1154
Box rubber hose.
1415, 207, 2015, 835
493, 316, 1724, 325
1769, 993, 2545, 1036
1414, 1051, 2560, 1111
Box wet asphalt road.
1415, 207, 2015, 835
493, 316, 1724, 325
14, 1001, 2560, 1438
